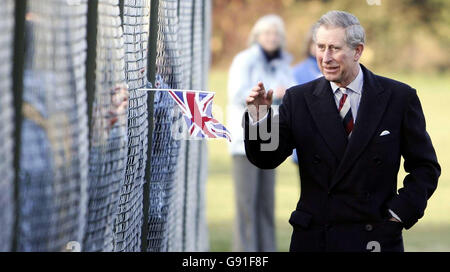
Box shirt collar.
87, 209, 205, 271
330, 65, 363, 94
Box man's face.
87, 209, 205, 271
258, 26, 281, 53
315, 26, 363, 86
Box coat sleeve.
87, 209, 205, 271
388, 88, 441, 229
243, 88, 296, 169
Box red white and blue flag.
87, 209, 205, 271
167, 90, 231, 142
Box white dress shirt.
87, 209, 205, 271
330, 66, 363, 123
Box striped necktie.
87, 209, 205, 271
338, 87, 354, 137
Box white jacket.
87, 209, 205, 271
227, 44, 295, 155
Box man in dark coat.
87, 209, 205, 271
244, 10, 440, 252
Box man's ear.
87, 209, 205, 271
354, 44, 364, 62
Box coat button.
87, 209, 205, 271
373, 156, 382, 165
313, 155, 321, 164
365, 224, 373, 232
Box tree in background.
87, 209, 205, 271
212, 0, 449, 73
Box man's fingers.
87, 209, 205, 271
247, 82, 268, 106
249, 90, 262, 98
257, 81, 265, 92
252, 85, 261, 92
251, 86, 263, 95
251, 82, 266, 96
266, 89, 273, 102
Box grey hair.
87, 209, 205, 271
248, 14, 286, 48
312, 10, 365, 49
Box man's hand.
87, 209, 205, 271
246, 82, 273, 122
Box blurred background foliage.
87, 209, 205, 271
211, 0, 450, 73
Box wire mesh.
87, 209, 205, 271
167, 137, 186, 252
179, 0, 206, 252
17, 0, 89, 252
0, 0, 15, 252
202, 0, 212, 92
154, 0, 182, 89
83, 0, 129, 252
164, 0, 193, 252
112, 0, 150, 252
4, 0, 212, 252
145, 0, 183, 252
178, 0, 193, 90
146, 91, 180, 252
196, 140, 209, 251
191, 0, 203, 91
197, 0, 212, 252
184, 140, 199, 251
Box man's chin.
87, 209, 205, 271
324, 74, 340, 83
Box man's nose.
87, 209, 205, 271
323, 49, 333, 63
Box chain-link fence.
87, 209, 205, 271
1, 0, 212, 252
146, 0, 182, 252
0, 0, 15, 253
84, 0, 129, 252
113, 0, 150, 252
17, 0, 89, 252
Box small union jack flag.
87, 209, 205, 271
168, 90, 231, 142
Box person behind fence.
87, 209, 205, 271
18, 12, 129, 251
291, 26, 323, 165
244, 10, 440, 252
227, 14, 295, 252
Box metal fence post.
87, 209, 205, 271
11, 0, 27, 252
119, 0, 124, 23
141, 0, 159, 252
86, 0, 98, 148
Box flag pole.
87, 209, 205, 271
138, 88, 216, 95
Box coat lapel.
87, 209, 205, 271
304, 78, 348, 162
329, 65, 392, 189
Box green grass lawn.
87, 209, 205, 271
206, 69, 450, 252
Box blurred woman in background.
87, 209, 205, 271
227, 14, 295, 252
